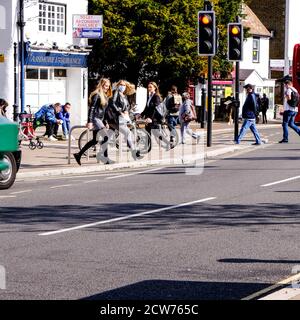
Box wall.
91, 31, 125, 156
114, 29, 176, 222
240, 37, 270, 79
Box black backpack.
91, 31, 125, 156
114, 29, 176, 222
287, 89, 300, 108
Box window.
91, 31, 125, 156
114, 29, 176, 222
253, 38, 260, 63
40, 69, 49, 80
26, 69, 39, 79
54, 69, 67, 78
39, 2, 66, 33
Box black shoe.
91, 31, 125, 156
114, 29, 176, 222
279, 139, 288, 143
252, 142, 262, 145
73, 153, 81, 166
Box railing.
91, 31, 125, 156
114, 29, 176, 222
67, 125, 90, 164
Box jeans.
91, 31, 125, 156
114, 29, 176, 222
237, 119, 261, 144
62, 120, 70, 136
167, 115, 180, 141
180, 122, 200, 143
282, 110, 300, 141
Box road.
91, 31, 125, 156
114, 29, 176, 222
0, 126, 300, 300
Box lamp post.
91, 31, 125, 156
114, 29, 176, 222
17, 0, 25, 114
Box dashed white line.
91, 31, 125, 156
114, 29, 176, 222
50, 184, 73, 189
10, 190, 32, 195
39, 197, 216, 236
105, 167, 165, 180
84, 180, 99, 184
261, 175, 300, 187
0, 196, 16, 199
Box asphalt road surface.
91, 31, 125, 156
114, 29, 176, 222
0, 127, 300, 300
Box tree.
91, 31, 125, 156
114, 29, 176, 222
88, 0, 244, 94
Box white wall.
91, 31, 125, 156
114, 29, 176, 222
0, 0, 18, 118
240, 37, 270, 79
288, 0, 300, 60
67, 68, 88, 126
24, 0, 88, 48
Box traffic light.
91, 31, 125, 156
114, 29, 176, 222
228, 23, 243, 61
198, 11, 216, 56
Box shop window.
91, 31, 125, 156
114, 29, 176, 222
39, 1, 66, 33
54, 69, 67, 78
26, 69, 39, 79
40, 69, 49, 80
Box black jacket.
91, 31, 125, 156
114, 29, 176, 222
141, 93, 162, 122
105, 91, 130, 125
242, 93, 258, 119
88, 93, 108, 124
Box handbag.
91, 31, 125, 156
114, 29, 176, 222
182, 113, 195, 122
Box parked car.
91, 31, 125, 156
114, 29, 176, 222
0, 116, 21, 190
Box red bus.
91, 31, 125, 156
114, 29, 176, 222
293, 44, 300, 122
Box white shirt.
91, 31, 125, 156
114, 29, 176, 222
284, 86, 298, 112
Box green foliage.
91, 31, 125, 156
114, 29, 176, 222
89, 0, 244, 94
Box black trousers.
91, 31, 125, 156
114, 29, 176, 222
78, 129, 109, 158
45, 122, 55, 137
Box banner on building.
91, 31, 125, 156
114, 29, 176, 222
73, 15, 103, 39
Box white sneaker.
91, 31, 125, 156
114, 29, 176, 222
64, 134, 69, 140
48, 135, 58, 141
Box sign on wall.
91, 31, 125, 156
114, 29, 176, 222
73, 15, 103, 39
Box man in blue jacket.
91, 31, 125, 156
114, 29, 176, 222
34, 103, 62, 141
235, 84, 262, 145
54, 103, 72, 139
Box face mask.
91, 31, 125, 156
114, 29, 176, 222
119, 85, 126, 93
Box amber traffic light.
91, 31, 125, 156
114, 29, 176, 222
228, 23, 243, 61
198, 11, 216, 56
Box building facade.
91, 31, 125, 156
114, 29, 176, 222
0, 0, 89, 125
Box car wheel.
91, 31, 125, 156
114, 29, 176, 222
0, 152, 17, 190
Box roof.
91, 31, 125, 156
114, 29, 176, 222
239, 69, 255, 81
242, 4, 272, 38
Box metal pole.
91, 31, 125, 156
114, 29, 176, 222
284, 0, 290, 76
201, 85, 206, 128
234, 61, 240, 141
13, 42, 19, 122
18, 0, 25, 114
207, 57, 213, 147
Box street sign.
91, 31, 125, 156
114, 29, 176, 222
73, 15, 103, 39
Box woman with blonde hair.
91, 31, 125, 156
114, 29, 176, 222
73, 78, 113, 165
106, 79, 142, 160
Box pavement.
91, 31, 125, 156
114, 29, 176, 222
17, 120, 283, 179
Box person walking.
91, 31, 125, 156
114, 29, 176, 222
260, 93, 269, 124
140, 81, 171, 150
235, 84, 263, 145
279, 79, 300, 143
165, 85, 182, 148
106, 80, 142, 160
73, 78, 113, 165
179, 92, 201, 144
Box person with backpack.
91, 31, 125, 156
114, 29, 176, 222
165, 85, 182, 148
279, 79, 300, 143
235, 84, 263, 145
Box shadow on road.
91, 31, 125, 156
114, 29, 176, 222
82, 279, 269, 300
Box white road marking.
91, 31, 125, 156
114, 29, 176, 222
0, 196, 16, 199
10, 190, 32, 195
105, 167, 165, 180
261, 175, 300, 187
50, 184, 73, 189
39, 197, 216, 236
242, 272, 300, 300
83, 180, 99, 184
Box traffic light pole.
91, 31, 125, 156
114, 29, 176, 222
207, 56, 213, 147
234, 61, 240, 141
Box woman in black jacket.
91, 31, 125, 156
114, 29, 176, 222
140, 81, 171, 150
73, 78, 113, 165
106, 80, 142, 160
